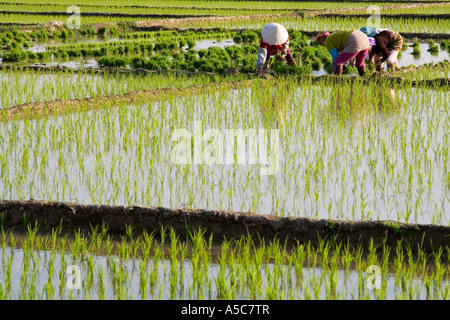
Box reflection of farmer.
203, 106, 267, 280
316, 30, 371, 76
362, 28, 403, 72
256, 23, 296, 73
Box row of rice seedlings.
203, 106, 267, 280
393, 61, 450, 81
342, 5, 450, 15
1, 225, 449, 299
0, 3, 294, 16
137, 15, 448, 34
4, 75, 450, 223
1, 12, 448, 33
0, 68, 245, 109
0, 13, 164, 25
0, 77, 448, 224
42, 29, 255, 52
0, 0, 386, 11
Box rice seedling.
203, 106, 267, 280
0, 0, 449, 302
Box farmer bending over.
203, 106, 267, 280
316, 30, 371, 76
366, 29, 403, 72
256, 23, 296, 73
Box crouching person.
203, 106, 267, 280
316, 30, 371, 76
256, 23, 296, 73
368, 30, 403, 72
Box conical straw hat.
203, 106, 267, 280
261, 23, 289, 45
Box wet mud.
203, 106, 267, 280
1, 200, 449, 254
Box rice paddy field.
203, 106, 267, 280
0, 0, 450, 307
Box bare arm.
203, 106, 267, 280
256, 47, 268, 70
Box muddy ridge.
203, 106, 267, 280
1, 200, 450, 254
134, 3, 450, 29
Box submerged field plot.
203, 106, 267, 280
0, 0, 450, 301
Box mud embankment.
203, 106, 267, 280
134, 2, 450, 29
1, 200, 450, 254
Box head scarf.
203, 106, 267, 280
360, 27, 377, 37
316, 31, 329, 43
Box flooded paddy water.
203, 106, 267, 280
2, 37, 448, 72
1, 226, 449, 300
0, 18, 449, 300
0, 81, 448, 225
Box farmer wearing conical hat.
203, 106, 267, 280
316, 29, 371, 76
256, 23, 296, 73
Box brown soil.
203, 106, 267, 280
1, 200, 449, 255
134, 2, 450, 29
135, 13, 298, 29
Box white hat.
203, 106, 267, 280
261, 23, 289, 45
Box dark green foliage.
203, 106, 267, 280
411, 42, 421, 56
67, 48, 81, 57
342, 65, 357, 75
2, 49, 24, 62
272, 63, 313, 75
187, 40, 195, 49
98, 27, 108, 36
239, 30, 259, 43
225, 45, 244, 59
98, 56, 128, 67
401, 37, 408, 51
241, 45, 258, 55
233, 35, 242, 43
427, 40, 439, 53
130, 56, 146, 68
61, 29, 70, 38
311, 59, 321, 70
130, 55, 171, 70
237, 55, 256, 73
145, 54, 172, 70
184, 49, 198, 62
110, 26, 119, 36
